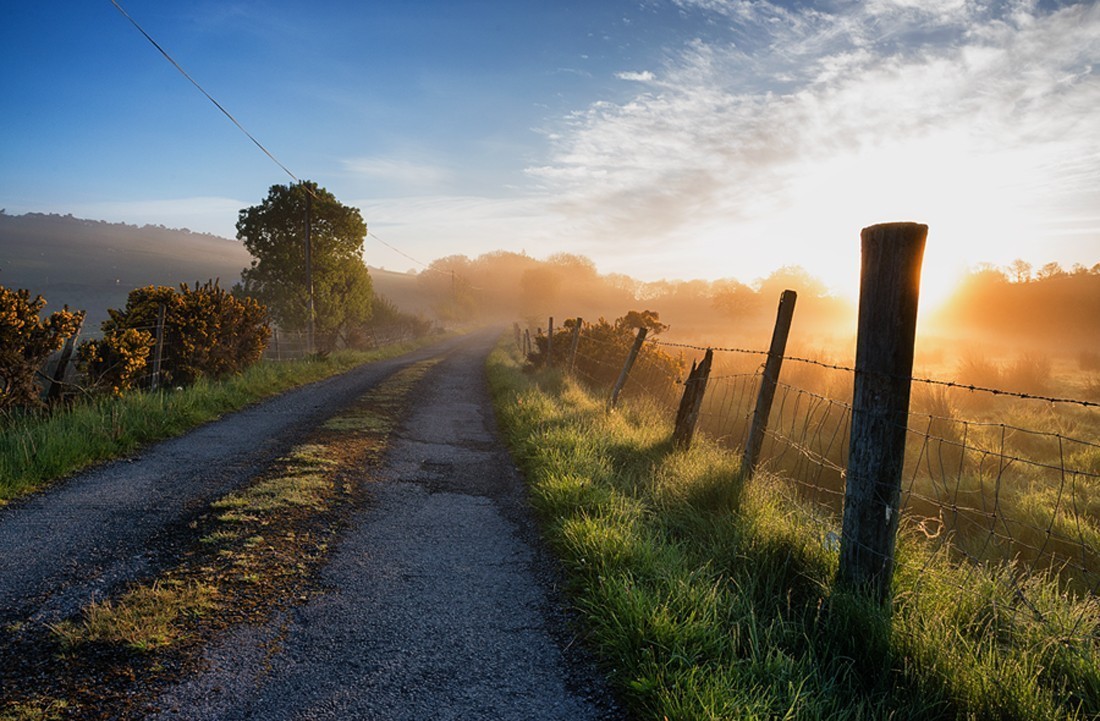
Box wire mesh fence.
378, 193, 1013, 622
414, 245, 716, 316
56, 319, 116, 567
519, 314, 1100, 639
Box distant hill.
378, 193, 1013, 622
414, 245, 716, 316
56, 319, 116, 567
0, 212, 427, 333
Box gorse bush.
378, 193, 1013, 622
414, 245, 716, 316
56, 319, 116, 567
0, 285, 84, 411
528, 310, 684, 402
78, 281, 270, 393
77, 327, 154, 395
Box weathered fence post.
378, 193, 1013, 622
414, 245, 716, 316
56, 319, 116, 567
672, 348, 713, 450
608, 327, 648, 409
45, 317, 83, 403
741, 290, 798, 479
273, 327, 281, 361
837, 222, 927, 605
524, 329, 531, 358
514, 323, 522, 353
568, 317, 583, 375
151, 303, 167, 390
547, 316, 554, 367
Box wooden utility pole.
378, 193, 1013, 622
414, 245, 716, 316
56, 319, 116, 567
304, 186, 315, 356
741, 290, 797, 479
837, 222, 927, 605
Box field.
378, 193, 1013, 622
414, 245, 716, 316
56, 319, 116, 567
489, 338, 1100, 719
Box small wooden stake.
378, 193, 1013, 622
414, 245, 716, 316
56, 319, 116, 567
608, 327, 648, 409
547, 316, 554, 367
151, 303, 167, 390
568, 318, 583, 374
837, 222, 927, 605
45, 317, 83, 403
741, 290, 797, 479
673, 348, 713, 450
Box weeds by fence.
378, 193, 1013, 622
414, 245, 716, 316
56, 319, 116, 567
519, 225, 1100, 646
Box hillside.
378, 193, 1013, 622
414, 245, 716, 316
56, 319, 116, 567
0, 212, 426, 332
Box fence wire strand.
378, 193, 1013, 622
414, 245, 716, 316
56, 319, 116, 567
523, 315, 1100, 645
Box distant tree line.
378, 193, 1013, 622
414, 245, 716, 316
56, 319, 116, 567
414, 251, 853, 345
935, 260, 1100, 352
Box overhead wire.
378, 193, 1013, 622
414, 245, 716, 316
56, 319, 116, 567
109, 0, 299, 186
109, 0, 475, 291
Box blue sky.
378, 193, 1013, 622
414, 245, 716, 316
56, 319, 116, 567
3, 1, 1098, 303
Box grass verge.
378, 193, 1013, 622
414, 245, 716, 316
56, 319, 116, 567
0, 338, 440, 503
487, 341, 1100, 720
0, 359, 439, 719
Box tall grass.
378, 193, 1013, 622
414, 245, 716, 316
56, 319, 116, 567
0, 341, 430, 502
488, 342, 1100, 720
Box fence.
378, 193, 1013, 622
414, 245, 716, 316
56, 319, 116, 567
518, 222, 1100, 639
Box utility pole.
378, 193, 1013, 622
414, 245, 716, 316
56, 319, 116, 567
304, 184, 315, 355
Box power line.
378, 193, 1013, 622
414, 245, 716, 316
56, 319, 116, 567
109, 0, 300, 185
110, 1, 474, 292
368, 231, 444, 274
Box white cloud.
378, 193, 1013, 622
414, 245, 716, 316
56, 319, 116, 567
352, 194, 564, 270
616, 70, 656, 82
527, 1, 1100, 289
341, 156, 454, 191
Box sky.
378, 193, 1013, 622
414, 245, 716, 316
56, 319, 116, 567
2, 0, 1098, 307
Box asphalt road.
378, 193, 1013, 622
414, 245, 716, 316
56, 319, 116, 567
0, 337, 466, 629
0, 331, 625, 719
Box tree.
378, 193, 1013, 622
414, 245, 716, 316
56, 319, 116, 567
236, 182, 372, 349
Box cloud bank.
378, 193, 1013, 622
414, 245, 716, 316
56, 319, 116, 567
527, 0, 1100, 287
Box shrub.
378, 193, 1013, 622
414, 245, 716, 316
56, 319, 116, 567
0, 286, 84, 411
347, 293, 432, 348
528, 311, 684, 402
79, 281, 270, 393
76, 327, 156, 395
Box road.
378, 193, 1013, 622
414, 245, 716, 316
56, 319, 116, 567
0, 331, 624, 719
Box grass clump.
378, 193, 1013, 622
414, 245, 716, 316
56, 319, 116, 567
3, 356, 442, 717
488, 341, 1100, 720
51, 581, 217, 653
0, 339, 436, 503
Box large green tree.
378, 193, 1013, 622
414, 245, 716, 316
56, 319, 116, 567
236, 181, 372, 349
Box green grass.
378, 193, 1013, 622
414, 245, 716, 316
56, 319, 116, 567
50, 580, 218, 652
0, 339, 436, 503
488, 341, 1100, 720
2, 359, 440, 717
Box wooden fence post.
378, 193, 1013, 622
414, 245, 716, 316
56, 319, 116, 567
741, 290, 798, 479
672, 348, 713, 450
568, 317, 583, 375
45, 317, 83, 403
608, 327, 648, 409
514, 323, 522, 353
524, 329, 531, 358
151, 303, 167, 390
273, 327, 281, 361
547, 316, 554, 367
837, 222, 927, 605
